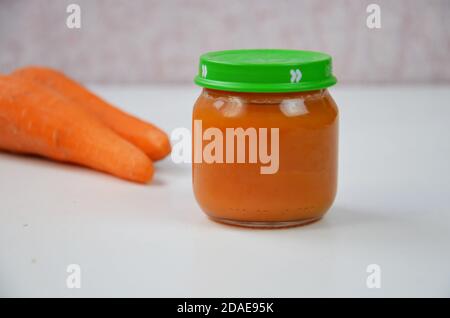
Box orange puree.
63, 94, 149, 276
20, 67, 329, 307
193, 88, 338, 228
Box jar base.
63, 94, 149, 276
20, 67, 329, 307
208, 216, 322, 229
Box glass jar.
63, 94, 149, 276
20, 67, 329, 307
193, 49, 338, 228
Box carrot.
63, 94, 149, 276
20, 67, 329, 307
12, 66, 171, 161
0, 75, 154, 183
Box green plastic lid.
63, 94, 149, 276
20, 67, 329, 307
194, 49, 337, 93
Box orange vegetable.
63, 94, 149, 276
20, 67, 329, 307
0, 75, 154, 183
12, 66, 171, 161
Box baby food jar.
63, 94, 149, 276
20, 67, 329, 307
193, 49, 338, 228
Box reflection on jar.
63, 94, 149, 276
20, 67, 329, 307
279, 98, 308, 117
213, 96, 245, 117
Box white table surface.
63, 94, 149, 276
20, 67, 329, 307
1, 85, 449, 298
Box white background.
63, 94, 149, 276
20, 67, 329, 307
1, 85, 449, 297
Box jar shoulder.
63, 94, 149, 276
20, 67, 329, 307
193, 89, 338, 127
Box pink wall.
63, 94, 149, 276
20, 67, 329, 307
1, 0, 449, 84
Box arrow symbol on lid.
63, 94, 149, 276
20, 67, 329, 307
201, 64, 207, 78
290, 69, 302, 83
